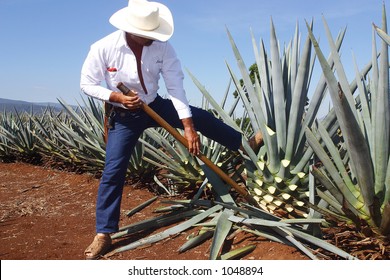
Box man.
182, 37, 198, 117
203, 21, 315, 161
81, 0, 261, 259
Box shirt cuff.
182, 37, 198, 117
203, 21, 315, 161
100, 88, 113, 102
176, 107, 192, 119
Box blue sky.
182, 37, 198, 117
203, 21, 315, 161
0, 0, 388, 115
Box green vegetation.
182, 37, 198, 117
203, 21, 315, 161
1, 4, 389, 259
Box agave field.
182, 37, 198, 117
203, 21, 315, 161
1, 5, 390, 260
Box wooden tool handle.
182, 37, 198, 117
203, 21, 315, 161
117, 82, 257, 206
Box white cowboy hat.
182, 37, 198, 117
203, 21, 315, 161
109, 0, 174, 42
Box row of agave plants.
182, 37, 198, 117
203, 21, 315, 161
0, 98, 234, 193
1, 4, 389, 259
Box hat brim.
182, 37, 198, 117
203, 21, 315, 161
109, 2, 174, 42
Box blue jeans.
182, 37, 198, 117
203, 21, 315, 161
96, 96, 242, 233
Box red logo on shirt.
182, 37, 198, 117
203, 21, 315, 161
107, 67, 117, 72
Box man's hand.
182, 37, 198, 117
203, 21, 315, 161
182, 117, 200, 155
109, 91, 142, 110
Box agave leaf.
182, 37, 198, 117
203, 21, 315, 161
125, 196, 158, 217
112, 209, 200, 239
220, 79, 233, 112
250, 30, 270, 121
113, 204, 223, 253
282, 218, 325, 224
373, 5, 390, 200
209, 209, 234, 260
371, 26, 380, 138
195, 221, 219, 227
161, 199, 213, 208
306, 166, 319, 228
220, 245, 256, 260
285, 21, 313, 162
264, 125, 279, 173
322, 16, 357, 117
186, 69, 240, 131
386, 154, 390, 203
289, 22, 300, 98
229, 215, 290, 227
243, 227, 290, 245
374, 23, 390, 45
216, 202, 279, 225
178, 229, 214, 253
352, 55, 372, 144
270, 18, 287, 152
154, 175, 176, 196
380, 202, 390, 234
256, 39, 273, 121
153, 204, 185, 213
197, 158, 237, 205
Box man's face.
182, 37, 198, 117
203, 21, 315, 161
128, 34, 154, 46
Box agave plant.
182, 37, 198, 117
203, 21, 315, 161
32, 109, 82, 164
0, 109, 41, 161
0, 114, 12, 158
0, 111, 16, 158
188, 20, 346, 218
140, 127, 203, 194
305, 4, 390, 235
56, 97, 161, 176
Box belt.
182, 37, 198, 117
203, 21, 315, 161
113, 106, 129, 113
113, 106, 142, 115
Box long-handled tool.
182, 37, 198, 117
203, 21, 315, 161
117, 82, 258, 206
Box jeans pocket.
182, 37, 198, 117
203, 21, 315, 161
115, 109, 147, 129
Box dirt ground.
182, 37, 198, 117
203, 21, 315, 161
0, 162, 312, 260
1, 162, 389, 261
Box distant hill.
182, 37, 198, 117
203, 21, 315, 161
0, 98, 64, 114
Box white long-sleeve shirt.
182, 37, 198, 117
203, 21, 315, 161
80, 30, 192, 119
